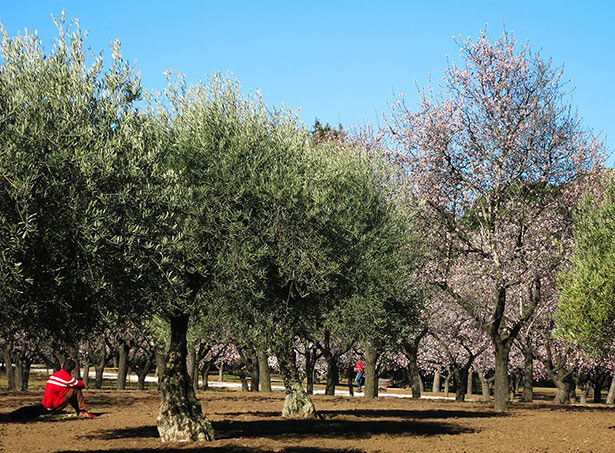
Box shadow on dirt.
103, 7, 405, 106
514, 402, 615, 412
214, 418, 477, 439
59, 448, 363, 453
80, 414, 477, 443
223, 408, 503, 420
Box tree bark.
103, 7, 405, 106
346, 367, 354, 396
136, 358, 152, 390
117, 341, 130, 390
257, 348, 272, 392
274, 339, 315, 417
324, 354, 338, 396
493, 340, 511, 412
453, 365, 468, 402
157, 314, 214, 442
520, 344, 534, 402
546, 365, 574, 404
186, 345, 196, 390
2, 345, 15, 390
443, 371, 451, 397
218, 364, 224, 382
67, 346, 81, 380
432, 370, 441, 394
478, 373, 491, 402
606, 375, 615, 405
364, 343, 378, 400
94, 348, 112, 390
83, 359, 90, 387
579, 380, 589, 404
406, 346, 423, 399
237, 367, 250, 391
467, 369, 473, 396
593, 377, 604, 404
155, 350, 167, 391
553, 376, 574, 404
302, 344, 317, 395
249, 348, 259, 392
201, 362, 212, 390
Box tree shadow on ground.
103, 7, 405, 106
81, 416, 477, 443
214, 418, 477, 439
516, 402, 615, 413
223, 408, 503, 420
59, 448, 362, 453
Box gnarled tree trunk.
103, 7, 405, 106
157, 314, 214, 442
274, 339, 315, 418
403, 334, 426, 399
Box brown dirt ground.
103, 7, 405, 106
2, 376, 615, 452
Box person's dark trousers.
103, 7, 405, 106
53, 388, 88, 413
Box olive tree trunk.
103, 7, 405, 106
155, 349, 167, 391
68, 346, 82, 380
2, 345, 15, 390
83, 359, 90, 387
364, 344, 378, 400
257, 348, 272, 392
324, 354, 339, 396
117, 341, 130, 390
157, 314, 214, 442
274, 339, 315, 418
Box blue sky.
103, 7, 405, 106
1, 1, 613, 161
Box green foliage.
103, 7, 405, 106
556, 173, 615, 352
0, 14, 141, 339
0, 14, 424, 367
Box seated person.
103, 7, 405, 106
41, 359, 95, 418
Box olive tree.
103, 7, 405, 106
0, 15, 141, 384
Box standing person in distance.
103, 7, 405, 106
354, 359, 365, 392
41, 359, 96, 418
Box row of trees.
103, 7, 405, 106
0, 15, 609, 442
0, 16, 423, 441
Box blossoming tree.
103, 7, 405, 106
386, 28, 602, 411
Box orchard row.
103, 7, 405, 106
0, 16, 611, 442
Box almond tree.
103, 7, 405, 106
387, 28, 602, 411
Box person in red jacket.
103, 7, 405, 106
41, 359, 95, 418
354, 359, 365, 392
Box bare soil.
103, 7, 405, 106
2, 377, 615, 452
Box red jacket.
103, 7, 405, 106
354, 361, 365, 373
41, 369, 85, 409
